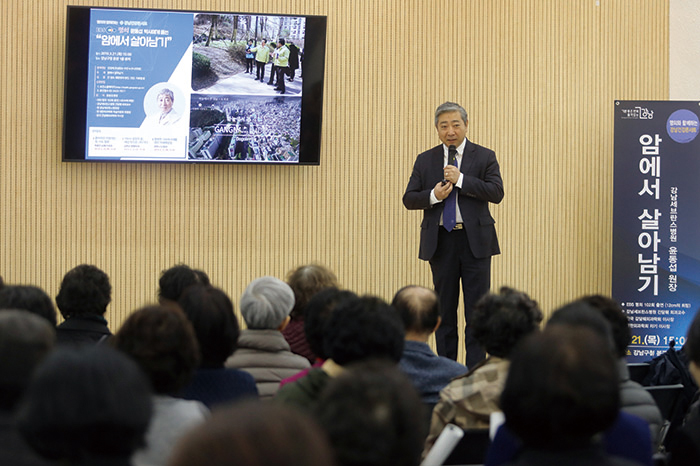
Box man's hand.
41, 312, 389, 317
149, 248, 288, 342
443, 165, 460, 184
434, 180, 453, 201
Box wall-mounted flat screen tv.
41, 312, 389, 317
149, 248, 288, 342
63, 6, 327, 164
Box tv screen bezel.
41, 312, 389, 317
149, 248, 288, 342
63, 5, 327, 165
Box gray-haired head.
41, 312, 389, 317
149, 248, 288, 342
434, 102, 468, 126
158, 88, 175, 101
240, 276, 295, 329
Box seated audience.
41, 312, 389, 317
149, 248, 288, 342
0, 285, 57, 326
54, 264, 112, 345
393, 285, 467, 404
499, 327, 642, 466
279, 287, 357, 387
168, 400, 336, 466
0, 311, 55, 466
314, 360, 425, 466
112, 305, 209, 466
423, 286, 542, 455
579, 295, 663, 446
158, 264, 210, 306
178, 284, 258, 407
486, 301, 654, 466
225, 276, 310, 399
275, 295, 405, 410
282, 264, 339, 362
668, 309, 700, 465
16, 345, 152, 466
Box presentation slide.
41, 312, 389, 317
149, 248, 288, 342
84, 8, 306, 163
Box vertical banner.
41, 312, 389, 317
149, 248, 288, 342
613, 101, 700, 362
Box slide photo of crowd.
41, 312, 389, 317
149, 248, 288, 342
187, 94, 301, 162
191, 13, 304, 96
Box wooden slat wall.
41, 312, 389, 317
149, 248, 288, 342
0, 0, 668, 362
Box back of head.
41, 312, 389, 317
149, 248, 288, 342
323, 296, 405, 365
314, 360, 424, 466
547, 300, 616, 353
392, 285, 440, 335
240, 276, 295, 330
55, 264, 111, 318
579, 295, 631, 358
0, 310, 55, 412
158, 264, 209, 303
113, 305, 200, 395
286, 264, 338, 320
169, 400, 335, 466
178, 284, 239, 367
304, 288, 357, 359
472, 287, 543, 358
0, 284, 57, 326
16, 345, 152, 462
500, 327, 620, 449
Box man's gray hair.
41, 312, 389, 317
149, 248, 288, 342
240, 276, 295, 330
434, 102, 468, 126
158, 88, 175, 101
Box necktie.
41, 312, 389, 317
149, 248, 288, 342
443, 146, 458, 231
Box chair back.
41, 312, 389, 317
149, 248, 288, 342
628, 362, 651, 384
645, 384, 684, 421
645, 383, 685, 449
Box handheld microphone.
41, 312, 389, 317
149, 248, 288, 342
442, 145, 457, 185
448, 145, 457, 165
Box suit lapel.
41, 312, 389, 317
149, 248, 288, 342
461, 138, 476, 175
430, 145, 444, 181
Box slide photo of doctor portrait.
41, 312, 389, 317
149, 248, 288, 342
142, 84, 185, 128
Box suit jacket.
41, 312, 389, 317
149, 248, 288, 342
403, 139, 504, 261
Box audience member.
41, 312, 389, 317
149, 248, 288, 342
579, 295, 663, 446
282, 264, 339, 362
178, 284, 258, 408
279, 287, 356, 387
423, 286, 542, 455
16, 345, 152, 466
0, 275, 4, 290
55, 264, 112, 345
158, 264, 210, 306
393, 285, 467, 405
499, 327, 641, 466
112, 305, 209, 466
0, 311, 55, 412
0, 285, 57, 326
314, 360, 425, 466
668, 309, 700, 465
486, 301, 654, 466
168, 400, 336, 466
225, 276, 310, 399
275, 295, 405, 410
0, 311, 55, 466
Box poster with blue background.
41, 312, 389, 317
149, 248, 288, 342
86, 9, 194, 159
87, 8, 193, 127
613, 101, 700, 362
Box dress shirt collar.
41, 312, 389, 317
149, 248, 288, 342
442, 138, 467, 161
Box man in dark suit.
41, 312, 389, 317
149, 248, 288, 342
403, 102, 503, 368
